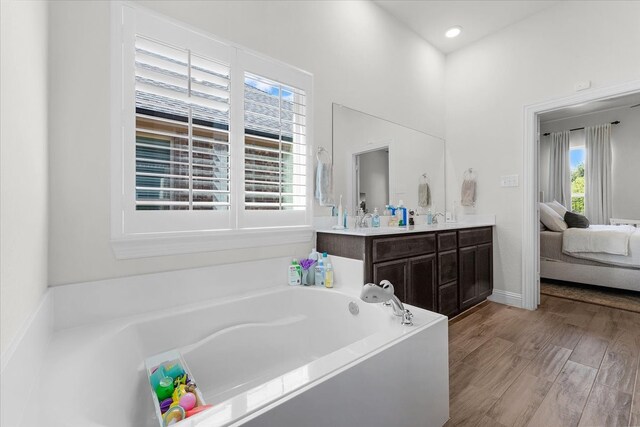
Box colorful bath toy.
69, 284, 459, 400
179, 392, 197, 411
162, 405, 185, 426
159, 397, 172, 414
164, 363, 185, 379
186, 404, 213, 418
155, 376, 174, 401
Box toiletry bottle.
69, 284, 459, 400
309, 248, 319, 262
293, 258, 302, 278
372, 208, 380, 228
397, 200, 407, 226
315, 259, 325, 287
427, 208, 433, 225
337, 195, 343, 228
322, 251, 328, 265
343, 209, 348, 229
288, 259, 301, 285
324, 263, 334, 288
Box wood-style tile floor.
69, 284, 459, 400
446, 294, 640, 427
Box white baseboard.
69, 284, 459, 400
488, 289, 523, 308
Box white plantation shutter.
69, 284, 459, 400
134, 37, 231, 211
115, 5, 312, 241
238, 51, 313, 229
243, 73, 307, 211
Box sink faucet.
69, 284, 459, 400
356, 209, 372, 228
432, 212, 445, 224
360, 280, 413, 325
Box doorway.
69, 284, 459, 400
355, 148, 389, 213
522, 80, 640, 310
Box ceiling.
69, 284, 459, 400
540, 92, 640, 123
374, 1, 558, 54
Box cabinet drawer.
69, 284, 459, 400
458, 227, 492, 247
372, 234, 435, 263
437, 231, 457, 252
438, 249, 458, 284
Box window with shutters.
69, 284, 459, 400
111, 3, 313, 258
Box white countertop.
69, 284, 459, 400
315, 215, 495, 237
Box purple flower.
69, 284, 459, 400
299, 258, 316, 271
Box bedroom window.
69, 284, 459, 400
111, 3, 313, 258
570, 146, 585, 214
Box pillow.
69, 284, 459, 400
564, 211, 590, 228
546, 200, 568, 218
539, 203, 568, 232
540, 221, 548, 231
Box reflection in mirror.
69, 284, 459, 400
332, 104, 445, 217
356, 148, 389, 213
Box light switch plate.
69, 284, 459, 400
500, 174, 519, 187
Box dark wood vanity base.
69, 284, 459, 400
317, 226, 494, 318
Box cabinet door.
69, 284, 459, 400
408, 254, 437, 311
459, 246, 478, 310
476, 243, 493, 299
438, 282, 459, 317
373, 259, 408, 303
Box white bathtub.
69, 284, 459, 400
22, 285, 449, 427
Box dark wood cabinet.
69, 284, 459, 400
408, 254, 437, 312
317, 226, 493, 318
438, 249, 458, 285
459, 246, 479, 310
373, 258, 408, 303
458, 229, 494, 311
438, 281, 459, 317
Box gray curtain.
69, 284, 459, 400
548, 131, 571, 209
585, 123, 612, 224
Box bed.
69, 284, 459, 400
540, 226, 640, 292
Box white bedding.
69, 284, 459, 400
562, 225, 640, 268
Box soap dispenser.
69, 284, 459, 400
372, 208, 380, 228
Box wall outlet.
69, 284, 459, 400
575, 80, 591, 91
500, 174, 519, 187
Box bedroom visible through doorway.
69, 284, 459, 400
522, 82, 640, 310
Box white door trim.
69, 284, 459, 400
522, 79, 640, 310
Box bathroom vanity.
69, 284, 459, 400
317, 223, 494, 318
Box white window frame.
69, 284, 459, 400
110, 3, 313, 259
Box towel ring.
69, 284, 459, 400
316, 147, 332, 163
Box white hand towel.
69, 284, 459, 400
315, 161, 334, 206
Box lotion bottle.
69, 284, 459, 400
324, 263, 334, 288
288, 259, 301, 285
315, 259, 325, 287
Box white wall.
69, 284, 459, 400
0, 1, 49, 354
540, 106, 640, 219
48, 1, 445, 285
445, 1, 640, 295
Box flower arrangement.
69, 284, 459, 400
299, 258, 317, 285
299, 258, 316, 271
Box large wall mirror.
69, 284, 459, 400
332, 104, 446, 215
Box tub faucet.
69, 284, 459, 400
360, 280, 413, 325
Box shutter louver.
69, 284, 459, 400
134, 36, 231, 211
244, 73, 307, 211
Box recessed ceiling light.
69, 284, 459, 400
445, 26, 462, 38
